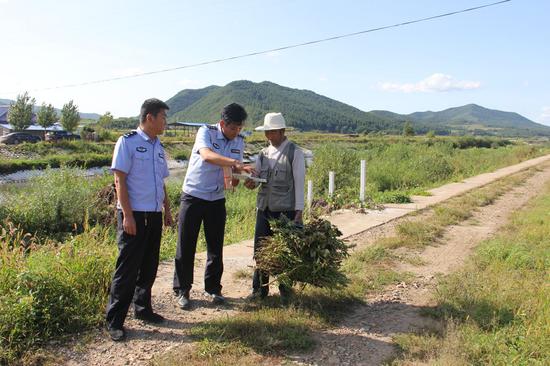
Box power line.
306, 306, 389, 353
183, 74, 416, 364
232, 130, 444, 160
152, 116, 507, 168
5, 0, 511, 94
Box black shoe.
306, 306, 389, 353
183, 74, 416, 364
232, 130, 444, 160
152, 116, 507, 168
204, 291, 226, 305
177, 291, 191, 310
135, 311, 165, 324
107, 326, 126, 342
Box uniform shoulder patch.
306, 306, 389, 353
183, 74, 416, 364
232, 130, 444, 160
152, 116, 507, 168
206, 124, 217, 130
123, 131, 137, 138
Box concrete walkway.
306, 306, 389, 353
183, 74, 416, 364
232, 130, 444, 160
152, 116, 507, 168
173, 153, 550, 290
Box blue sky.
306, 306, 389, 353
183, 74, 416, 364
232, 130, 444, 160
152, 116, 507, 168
1, 0, 549, 125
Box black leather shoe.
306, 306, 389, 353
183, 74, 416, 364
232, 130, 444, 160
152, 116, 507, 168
177, 291, 191, 310
135, 311, 165, 324
204, 291, 226, 305
107, 326, 126, 342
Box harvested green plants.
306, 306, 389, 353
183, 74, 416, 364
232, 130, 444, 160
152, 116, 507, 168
255, 216, 349, 289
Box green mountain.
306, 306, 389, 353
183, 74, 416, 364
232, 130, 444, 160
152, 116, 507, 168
168, 80, 397, 133
166, 80, 550, 136
371, 104, 550, 136
166, 85, 220, 117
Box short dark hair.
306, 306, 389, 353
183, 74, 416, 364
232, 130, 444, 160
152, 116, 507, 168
221, 103, 247, 125
140, 98, 169, 123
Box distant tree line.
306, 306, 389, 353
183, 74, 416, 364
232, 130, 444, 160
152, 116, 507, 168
7, 92, 81, 133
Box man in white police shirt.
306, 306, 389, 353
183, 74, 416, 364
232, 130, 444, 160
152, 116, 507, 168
106, 98, 173, 341
174, 103, 253, 310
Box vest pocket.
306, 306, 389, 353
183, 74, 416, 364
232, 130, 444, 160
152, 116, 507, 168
272, 168, 288, 184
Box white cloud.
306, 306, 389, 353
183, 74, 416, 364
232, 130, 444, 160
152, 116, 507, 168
379, 73, 481, 93
540, 106, 550, 125
319, 75, 328, 82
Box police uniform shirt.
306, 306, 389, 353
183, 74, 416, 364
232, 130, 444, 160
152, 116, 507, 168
111, 127, 169, 212
183, 124, 244, 201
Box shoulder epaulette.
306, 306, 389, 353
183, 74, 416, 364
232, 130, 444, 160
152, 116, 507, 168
206, 124, 217, 130
238, 133, 246, 139
123, 131, 137, 138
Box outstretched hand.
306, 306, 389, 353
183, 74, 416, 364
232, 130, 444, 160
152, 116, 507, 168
241, 165, 256, 175
244, 178, 256, 189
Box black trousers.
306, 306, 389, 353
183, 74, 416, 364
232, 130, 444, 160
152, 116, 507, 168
173, 193, 226, 295
106, 210, 162, 329
253, 208, 295, 295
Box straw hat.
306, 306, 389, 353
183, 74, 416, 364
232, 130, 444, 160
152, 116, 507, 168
255, 112, 289, 131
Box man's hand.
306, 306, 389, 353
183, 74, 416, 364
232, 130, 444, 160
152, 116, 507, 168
242, 165, 256, 175
123, 214, 137, 235
164, 208, 174, 228
294, 210, 303, 224
244, 178, 257, 189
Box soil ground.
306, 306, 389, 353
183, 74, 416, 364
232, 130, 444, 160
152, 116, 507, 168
55, 156, 550, 366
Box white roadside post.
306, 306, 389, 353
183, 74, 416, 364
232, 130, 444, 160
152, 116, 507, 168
360, 160, 366, 203
307, 180, 313, 209
328, 171, 335, 197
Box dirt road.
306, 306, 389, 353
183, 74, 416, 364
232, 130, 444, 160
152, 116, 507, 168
58, 157, 550, 366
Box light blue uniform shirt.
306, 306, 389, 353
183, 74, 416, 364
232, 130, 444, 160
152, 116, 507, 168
183, 124, 244, 201
111, 128, 169, 212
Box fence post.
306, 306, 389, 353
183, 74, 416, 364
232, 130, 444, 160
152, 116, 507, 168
360, 160, 366, 203
307, 180, 313, 209
328, 171, 335, 197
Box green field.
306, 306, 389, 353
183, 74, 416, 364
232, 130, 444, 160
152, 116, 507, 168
0, 135, 549, 363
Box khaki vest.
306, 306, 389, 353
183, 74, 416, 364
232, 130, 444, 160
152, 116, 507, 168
256, 142, 296, 212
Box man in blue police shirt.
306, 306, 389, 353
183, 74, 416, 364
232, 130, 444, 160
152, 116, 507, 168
106, 98, 173, 341
174, 103, 253, 309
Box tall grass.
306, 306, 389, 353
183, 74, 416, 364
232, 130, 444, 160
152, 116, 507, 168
393, 182, 550, 365
0, 224, 116, 363
0, 168, 113, 237
308, 140, 547, 204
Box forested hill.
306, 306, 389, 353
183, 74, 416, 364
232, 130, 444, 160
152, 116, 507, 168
370, 104, 550, 136
167, 80, 397, 133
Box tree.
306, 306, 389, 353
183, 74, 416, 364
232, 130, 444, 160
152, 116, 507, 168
403, 121, 415, 136
426, 130, 436, 138
37, 103, 57, 132
61, 100, 80, 133
8, 92, 35, 131
98, 111, 114, 128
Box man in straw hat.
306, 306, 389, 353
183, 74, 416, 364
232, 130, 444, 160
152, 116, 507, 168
244, 112, 305, 301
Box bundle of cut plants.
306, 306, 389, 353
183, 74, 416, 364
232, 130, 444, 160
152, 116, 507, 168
255, 216, 350, 289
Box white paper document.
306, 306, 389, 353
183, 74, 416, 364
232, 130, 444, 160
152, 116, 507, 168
232, 173, 267, 183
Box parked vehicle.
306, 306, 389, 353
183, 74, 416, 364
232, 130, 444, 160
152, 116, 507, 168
45, 130, 81, 142
0, 132, 41, 145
